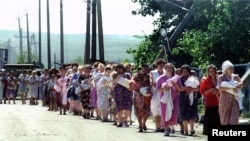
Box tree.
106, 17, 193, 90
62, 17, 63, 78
71, 56, 83, 65
127, 33, 162, 69
129, 0, 194, 67
130, 0, 250, 70
16, 52, 37, 64
175, 0, 250, 69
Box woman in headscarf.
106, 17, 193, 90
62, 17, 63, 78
133, 65, 152, 132
217, 60, 243, 125
200, 64, 221, 135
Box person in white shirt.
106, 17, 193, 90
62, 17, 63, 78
150, 58, 166, 132
17, 70, 28, 104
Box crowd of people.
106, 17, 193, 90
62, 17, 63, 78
0, 59, 244, 137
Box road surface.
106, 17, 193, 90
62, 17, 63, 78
0, 101, 207, 141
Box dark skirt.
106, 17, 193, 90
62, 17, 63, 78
203, 106, 221, 135
114, 84, 132, 112
80, 90, 91, 110
56, 92, 62, 107
179, 92, 198, 121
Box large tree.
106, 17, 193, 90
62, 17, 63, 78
129, 0, 250, 69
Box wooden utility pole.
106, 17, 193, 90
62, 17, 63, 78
26, 13, 31, 63
84, 0, 91, 64
97, 0, 104, 61
18, 17, 23, 54
60, 0, 64, 64
91, 0, 97, 61
38, 0, 42, 64
47, 0, 51, 68
84, 0, 105, 64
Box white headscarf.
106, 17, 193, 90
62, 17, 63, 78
222, 60, 233, 73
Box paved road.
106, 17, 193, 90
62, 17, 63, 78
0, 100, 207, 141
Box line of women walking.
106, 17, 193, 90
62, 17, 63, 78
0, 59, 243, 138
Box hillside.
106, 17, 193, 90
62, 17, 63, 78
0, 29, 142, 67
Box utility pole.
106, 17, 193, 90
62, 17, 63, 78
84, 0, 104, 64
18, 17, 23, 54
84, 0, 91, 64
38, 0, 42, 64
47, 0, 51, 68
96, 0, 104, 61
26, 13, 31, 63
91, 0, 97, 61
30, 34, 38, 60
60, 0, 64, 64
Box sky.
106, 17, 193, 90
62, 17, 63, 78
0, 0, 159, 35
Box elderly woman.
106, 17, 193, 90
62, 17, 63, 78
217, 60, 243, 125
200, 64, 221, 135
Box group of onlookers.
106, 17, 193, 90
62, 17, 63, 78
0, 59, 243, 137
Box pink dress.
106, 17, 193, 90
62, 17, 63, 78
156, 75, 181, 128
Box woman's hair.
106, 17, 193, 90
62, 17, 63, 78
105, 67, 112, 72
124, 63, 132, 71
165, 63, 175, 76
155, 58, 167, 66
137, 66, 143, 73
151, 63, 157, 70
93, 61, 100, 68
115, 64, 125, 72
206, 64, 217, 77
98, 63, 105, 70
180, 64, 191, 74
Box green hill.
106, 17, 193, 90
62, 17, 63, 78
0, 29, 141, 67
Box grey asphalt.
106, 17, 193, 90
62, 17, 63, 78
0, 100, 207, 141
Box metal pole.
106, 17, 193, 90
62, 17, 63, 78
38, 0, 42, 64
47, 0, 51, 68
60, 0, 64, 64
84, 0, 91, 64
26, 13, 30, 63
91, 0, 97, 62
96, 0, 104, 62
18, 17, 23, 54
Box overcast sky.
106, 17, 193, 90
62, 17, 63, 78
0, 0, 159, 35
